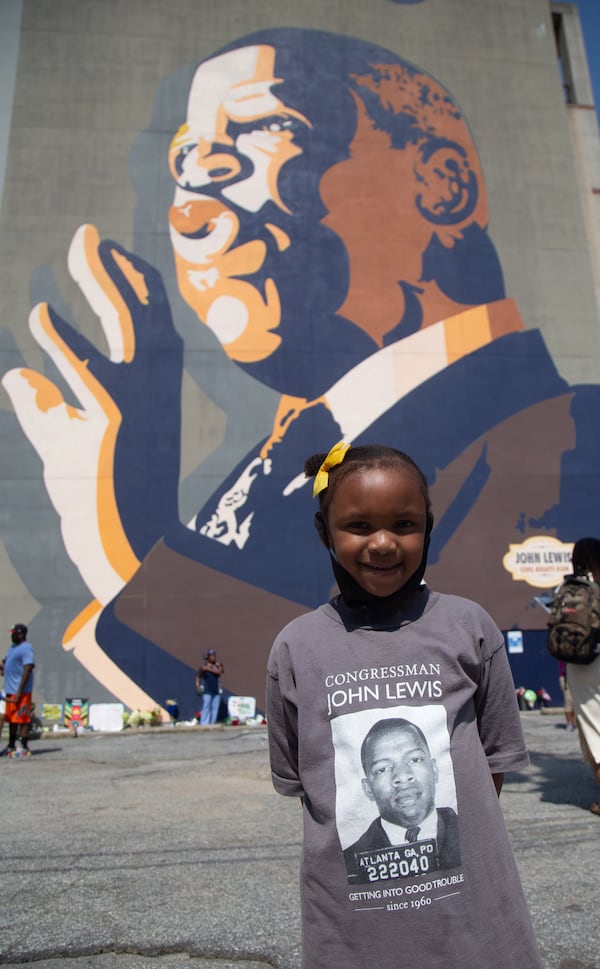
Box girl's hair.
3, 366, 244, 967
305, 444, 432, 521
572, 537, 600, 583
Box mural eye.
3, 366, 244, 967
230, 116, 307, 139
262, 117, 298, 133
173, 143, 195, 178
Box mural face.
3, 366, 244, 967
168, 45, 311, 365
2, 27, 599, 717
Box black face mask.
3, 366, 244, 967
315, 512, 434, 620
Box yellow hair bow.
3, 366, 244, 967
313, 440, 351, 497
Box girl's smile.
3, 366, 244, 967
325, 466, 427, 597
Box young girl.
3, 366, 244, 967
266, 442, 544, 969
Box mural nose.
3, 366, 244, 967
169, 136, 243, 189
198, 146, 242, 183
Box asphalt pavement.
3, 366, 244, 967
0, 712, 598, 969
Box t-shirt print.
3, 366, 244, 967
332, 705, 461, 885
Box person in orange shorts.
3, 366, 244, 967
0, 656, 5, 742
2, 623, 35, 759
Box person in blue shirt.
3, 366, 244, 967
2, 623, 36, 759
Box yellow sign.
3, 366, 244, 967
41, 703, 63, 722
502, 536, 573, 589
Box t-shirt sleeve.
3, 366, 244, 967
475, 626, 529, 773
266, 638, 304, 798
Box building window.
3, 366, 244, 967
553, 11, 575, 104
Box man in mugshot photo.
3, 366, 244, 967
343, 717, 461, 882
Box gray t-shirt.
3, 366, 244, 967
266, 587, 543, 969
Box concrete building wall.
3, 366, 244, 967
552, 2, 600, 315
0, 0, 598, 715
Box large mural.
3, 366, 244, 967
2, 23, 599, 716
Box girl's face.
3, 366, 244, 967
325, 466, 427, 598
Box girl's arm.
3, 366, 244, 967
492, 772, 504, 796
475, 630, 529, 777
266, 643, 303, 798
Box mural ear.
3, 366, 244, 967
314, 512, 330, 549
414, 143, 478, 226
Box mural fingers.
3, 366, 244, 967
1, 365, 76, 459
28, 303, 113, 418
2, 358, 132, 603
68, 225, 179, 363
68, 224, 138, 364
4, 301, 140, 602
63, 600, 167, 715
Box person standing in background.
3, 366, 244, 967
196, 650, 224, 725
558, 660, 577, 731
0, 656, 6, 743
566, 538, 600, 815
2, 623, 35, 759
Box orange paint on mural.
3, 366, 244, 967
112, 250, 149, 306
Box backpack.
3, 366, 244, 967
547, 573, 600, 665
